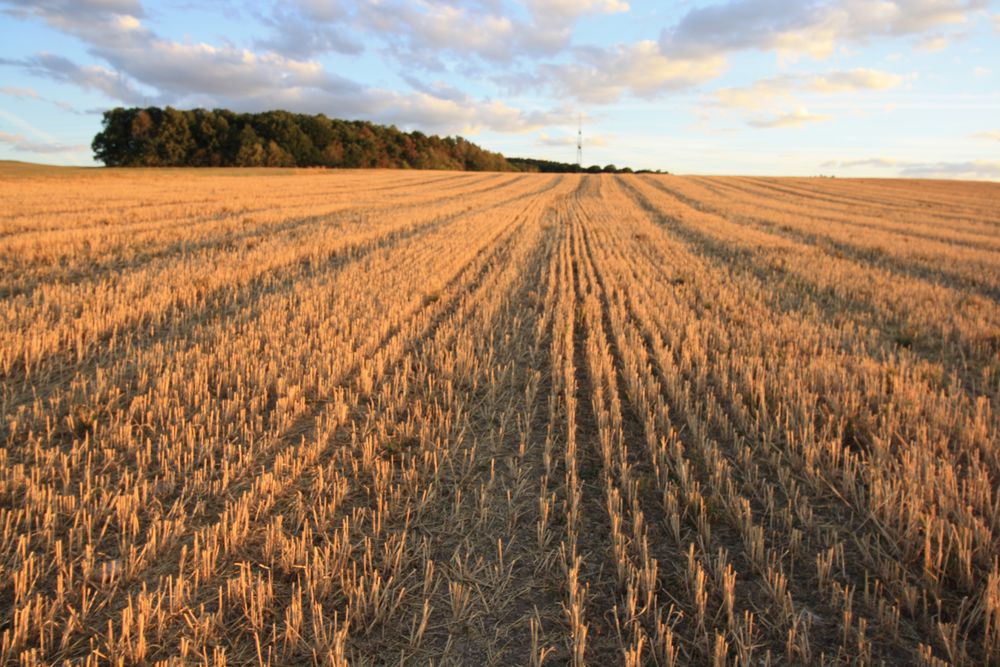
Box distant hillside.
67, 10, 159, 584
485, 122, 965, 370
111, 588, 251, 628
91, 107, 647, 173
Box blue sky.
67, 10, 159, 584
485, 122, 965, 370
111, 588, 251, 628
1, 0, 998, 177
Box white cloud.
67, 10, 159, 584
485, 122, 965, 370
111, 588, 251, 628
0, 0, 571, 137
660, 0, 987, 60
0, 130, 87, 154
540, 40, 725, 103
352, 0, 631, 67
519, 0, 629, 53
811, 68, 903, 91
715, 68, 902, 109
972, 130, 1000, 141
255, 1, 363, 58
973, 66, 991, 77
748, 107, 830, 128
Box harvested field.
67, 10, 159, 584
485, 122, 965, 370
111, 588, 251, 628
1, 166, 999, 665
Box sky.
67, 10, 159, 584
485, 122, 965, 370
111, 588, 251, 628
1, 0, 999, 177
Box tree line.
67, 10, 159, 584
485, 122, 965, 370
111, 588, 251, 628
91, 107, 650, 173
506, 157, 664, 174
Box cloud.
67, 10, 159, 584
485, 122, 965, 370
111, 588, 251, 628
6, 53, 151, 104
822, 157, 900, 168
715, 67, 902, 109
363, 91, 567, 135
1, 0, 143, 21
0, 0, 569, 137
810, 68, 903, 91
350, 0, 630, 68
994, 13, 1000, 32
973, 66, 991, 77
0, 82, 90, 114
538, 131, 609, 147
365, 2, 519, 65
255, 1, 363, 58
539, 40, 725, 103
401, 75, 469, 103
518, 0, 630, 54
0, 86, 40, 99
95, 41, 357, 101
0, 130, 87, 154
899, 160, 1000, 178
915, 34, 948, 51
660, 0, 987, 59
972, 130, 1000, 141
748, 107, 830, 128
824, 157, 1000, 179
0, 0, 145, 48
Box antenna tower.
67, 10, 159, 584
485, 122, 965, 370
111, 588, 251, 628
576, 113, 583, 167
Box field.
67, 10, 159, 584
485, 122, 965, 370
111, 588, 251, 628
1, 165, 999, 666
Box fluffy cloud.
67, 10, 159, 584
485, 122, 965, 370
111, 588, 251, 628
0, 130, 87, 154
2, 1, 563, 141
540, 41, 725, 103
661, 0, 987, 59
352, 0, 629, 67
748, 107, 830, 128
365, 2, 519, 65
0, 4, 560, 137
518, 0, 629, 54
255, 2, 363, 59
972, 130, 1000, 141
715, 68, 902, 109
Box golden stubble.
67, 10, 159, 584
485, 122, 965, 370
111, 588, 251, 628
0, 166, 998, 665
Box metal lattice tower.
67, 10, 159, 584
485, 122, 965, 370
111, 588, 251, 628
576, 114, 583, 167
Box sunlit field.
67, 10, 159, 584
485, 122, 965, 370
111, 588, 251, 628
2, 165, 999, 665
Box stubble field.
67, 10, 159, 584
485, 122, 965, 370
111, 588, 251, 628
1, 165, 999, 665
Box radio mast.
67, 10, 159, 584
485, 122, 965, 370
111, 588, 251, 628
576, 113, 583, 168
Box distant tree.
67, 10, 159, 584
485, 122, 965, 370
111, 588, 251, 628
92, 108, 134, 166
322, 139, 345, 167
264, 140, 295, 167
153, 107, 194, 166
235, 126, 265, 167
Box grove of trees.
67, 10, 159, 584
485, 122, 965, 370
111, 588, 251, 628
92, 107, 515, 171
91, 107, 649, 173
